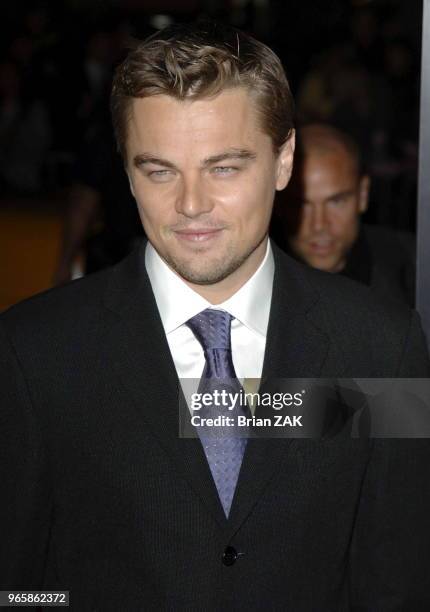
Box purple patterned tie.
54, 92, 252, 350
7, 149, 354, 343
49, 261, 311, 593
186, 309, 249, 517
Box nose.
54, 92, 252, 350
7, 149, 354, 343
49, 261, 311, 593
308, 203, 328, 233
175, 174, 213, 218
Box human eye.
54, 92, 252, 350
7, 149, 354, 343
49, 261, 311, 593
296, 200, 311, 212
211, 166, 238, 176
147, 169, 175, 182
328, 195, 348, 207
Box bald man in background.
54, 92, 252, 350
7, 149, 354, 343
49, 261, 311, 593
273, 123, 415, 306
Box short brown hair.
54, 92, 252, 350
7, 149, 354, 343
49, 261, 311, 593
111, 20, 294, 162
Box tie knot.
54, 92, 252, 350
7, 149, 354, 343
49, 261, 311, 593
186, 308, 233, 352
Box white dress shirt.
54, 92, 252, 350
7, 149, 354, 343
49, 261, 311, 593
145, 240, 275, 382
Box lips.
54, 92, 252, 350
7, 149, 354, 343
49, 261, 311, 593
308, 239, 334, 254
174, 228, 223, 243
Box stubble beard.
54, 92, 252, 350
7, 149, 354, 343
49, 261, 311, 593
163, 239, 264, 286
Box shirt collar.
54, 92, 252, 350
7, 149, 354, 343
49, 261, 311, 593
145, 240, 274, 338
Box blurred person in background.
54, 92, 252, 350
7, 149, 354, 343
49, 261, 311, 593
0, 59, 52, 193
348, 4, 384, 74
75, 30, 115, 132
295, 2, 420, 232
53, 23, 146, 284
368, 38, 420, 229
273, 123, 415, 306
295, 44, 352, 124
53, 97, 144, 284
297, 49, 390, 169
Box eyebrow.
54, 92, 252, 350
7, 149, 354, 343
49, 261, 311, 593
133, 148, 257, 170
326, 189, 356, 200
299, 189, 356, 206
201, 149, 257, 167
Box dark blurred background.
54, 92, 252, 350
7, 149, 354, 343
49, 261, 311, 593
0, 0, 422, 310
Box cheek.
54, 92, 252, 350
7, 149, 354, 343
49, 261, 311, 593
331, 211, 359, 240
296, 210, 312, 237
211, 177, 273, 217
133, 182, 177, 224
134, 197, 170, 240
214, 170, 270, 200
234, 187, 273, 229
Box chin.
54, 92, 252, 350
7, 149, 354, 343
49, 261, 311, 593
317, 260, 343, 274
311, 259, 335, 272
167, 246, 256, 286
167, 257, 238, 286
301, 255, 338, 273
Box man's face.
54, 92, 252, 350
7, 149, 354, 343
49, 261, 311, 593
286, 149, 369, 273
126, 88, 293, 293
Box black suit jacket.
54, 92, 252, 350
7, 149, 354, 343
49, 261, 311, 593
1, 244, 430, 611
341, 224, 416, 307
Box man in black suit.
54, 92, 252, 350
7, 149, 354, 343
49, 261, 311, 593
273, 123, 416, 306
1, 21, 430, 611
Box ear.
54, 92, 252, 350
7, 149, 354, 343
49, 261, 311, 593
358, 175, 370, 213
276, 130, 295, 191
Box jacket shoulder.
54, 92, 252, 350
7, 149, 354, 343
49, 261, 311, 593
1, 267, 110, 330
277, 246, 410, 319
274, 248, 429, 376
363, 224, 416, 261
0, 263, 121, 371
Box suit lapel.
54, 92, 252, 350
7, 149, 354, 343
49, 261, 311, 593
103, 247, 227, 526
226, 246, 333, 534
